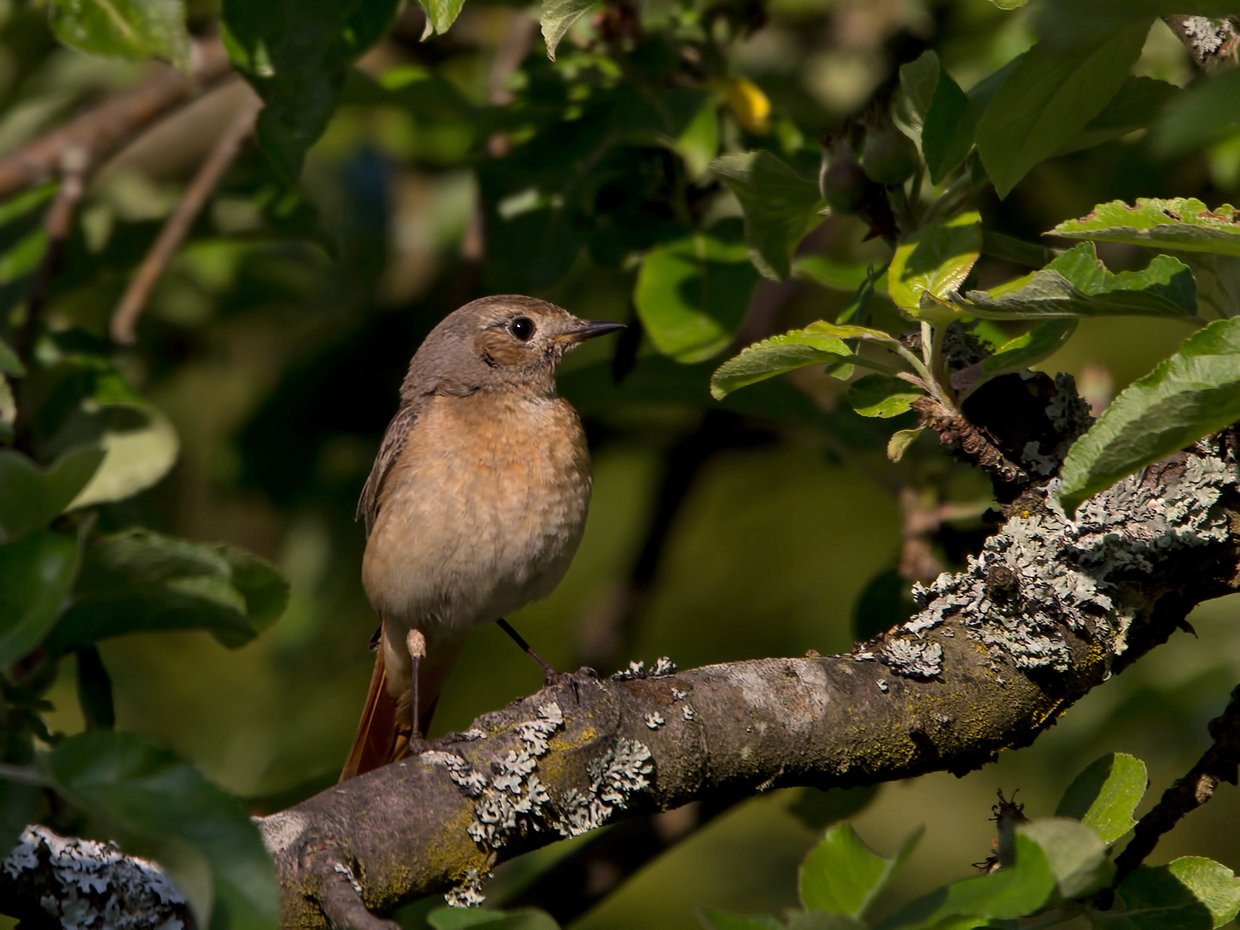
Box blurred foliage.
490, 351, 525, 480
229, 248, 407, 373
2, 0, 1240, 928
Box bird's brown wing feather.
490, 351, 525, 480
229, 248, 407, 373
340, 617, 400, 782
357, 403, 422, 535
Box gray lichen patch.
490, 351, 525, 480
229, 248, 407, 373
2, 825, 187, 930
611, 657, 678, 680
556, 739, 654, 838
908, 454, 1237, 672
880, 640, 944, 679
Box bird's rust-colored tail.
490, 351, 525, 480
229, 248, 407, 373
340, 620, 464, 781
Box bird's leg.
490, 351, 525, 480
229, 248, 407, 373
496, 617, 559, 682
406, 628, 428, 744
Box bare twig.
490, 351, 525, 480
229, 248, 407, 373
0, 39, 232, 200
109, 91, 261, 344
1113, 685, 1240, 884
15, 146, 89, 359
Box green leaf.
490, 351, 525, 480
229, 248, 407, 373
428, 908, 561, 929
222, 0, 402, 178
0, 446, 105, 544
786, 914, 867, 930
1182, 254, 1240, 320
1055, 753, 1148, 845
959, 243, 1197, 320
848, 376, 922, 418
800, 823, 922, 919
978, 320, 1077, 378
1054, 76, 1179, 156
540, 0, 594, 61
1058, 317, 1240, 515
0, 336, 24, 377
877, 832, 1057, 930
711, 322, 903, 400
48, 731, 279, 930
898, 51, 941, 127
793, 256, 871, 292
920, 61, 970, 183
50, 0, 191, 70
791, 786, 882, 831
44, 528, 289, 655
989, 0, 1029, 7
1021, 819, 1114, 900
887, 427, 924, 463
1050, 199, 1240, 258
1110, 858, 1240, 930
888, 211, 982, 321
1150, 67, 1240, 157
419, 0, 465, 37
0, 530, 80, 670
635, 232, 760, 364
711, 151, 823, 280
976, 22, 1151, 198
697, 909, 784, 930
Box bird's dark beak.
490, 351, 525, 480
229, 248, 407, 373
559, 320, 626, 344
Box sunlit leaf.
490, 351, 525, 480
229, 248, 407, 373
540, 0, 594, 60
635, 232, 760, 363
848, 376, 922, 418
64, 404, 179, 510
877, 832, 1056, 930
1021, 819, 1114, 900
1111, 858, 1240, 930
48, 731, 279, 930
44, 529, 289, 655
0, 530, 80, 670
978, 320, 1077, 377
888, 212, 982, 321
1055, 753, 1147, 845
887, 426, 924, 462
711, 151, 823, 280
1058, 317, 1240, 515
711, 322, 903, 399
51, 0, 191, 69
0, 446, 105, 544
1050, 199, 1240, 258
801, 823, 922, 918
976, 22, 1150, 197
959, 243, 1196, 319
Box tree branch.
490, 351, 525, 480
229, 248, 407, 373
0, 39, 233, 201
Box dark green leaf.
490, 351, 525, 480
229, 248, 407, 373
921, 62, 970, 183
1049, 199, 1240, 258
800, 823, 921, 918
0, 336, 23, 377
540, 0, 593, 61
959, 243, 1197, 320
1055, 77, 1179, 156
976, 22, 1151, 197
697, 908, 784, 930
1036, 1, 1236, 49
853, 569, 916, 641
1182, 254, 1240, 320
848, 376, 922, 418
1150, 67, 1240, 156
0, 446, 104, 544
76, 646, 116, 731
793, 256, 871, 292
44, 529, 289, 655
428, 907, 561, 929
1058, 317, 1240, 515
1109, 858, 1240, 930
711, 151, 823, 280
877, 832, 1056, 930
888, 212, 982, 321
978, 320, 1077, 378
1055, 753, 1147, 845
635, 232, 760, 363
48, 731, 279, 930
1021, 819, 1114, 900
791, 785, 881, 831
0, 530, 80, 670
787, 914, 867, 930
898, 51, 941, 128
0, 786, 40, 865
222, 0, 402, 178
711, 323, 903, 400
50, 0, 191, 69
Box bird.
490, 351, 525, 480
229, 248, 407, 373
340, 295, 623, 781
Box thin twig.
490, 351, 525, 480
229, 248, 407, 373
15, 146, 89, 359
110, 92, 261, 344
0, 39, 232, 200
1113, 685, 1240, 884
0, 762, 46, 786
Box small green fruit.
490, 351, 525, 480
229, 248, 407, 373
862, 123, 918, 186
820, 138, 868, 216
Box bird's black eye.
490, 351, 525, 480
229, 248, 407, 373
509, 317, 535, 341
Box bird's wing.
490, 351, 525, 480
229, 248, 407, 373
357, 402, 421, 535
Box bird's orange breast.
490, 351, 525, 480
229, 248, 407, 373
361, 390, 592, 648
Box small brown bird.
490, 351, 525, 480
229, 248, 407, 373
341, 295, 623, 780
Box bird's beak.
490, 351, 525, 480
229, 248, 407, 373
557, 320, 626, 344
